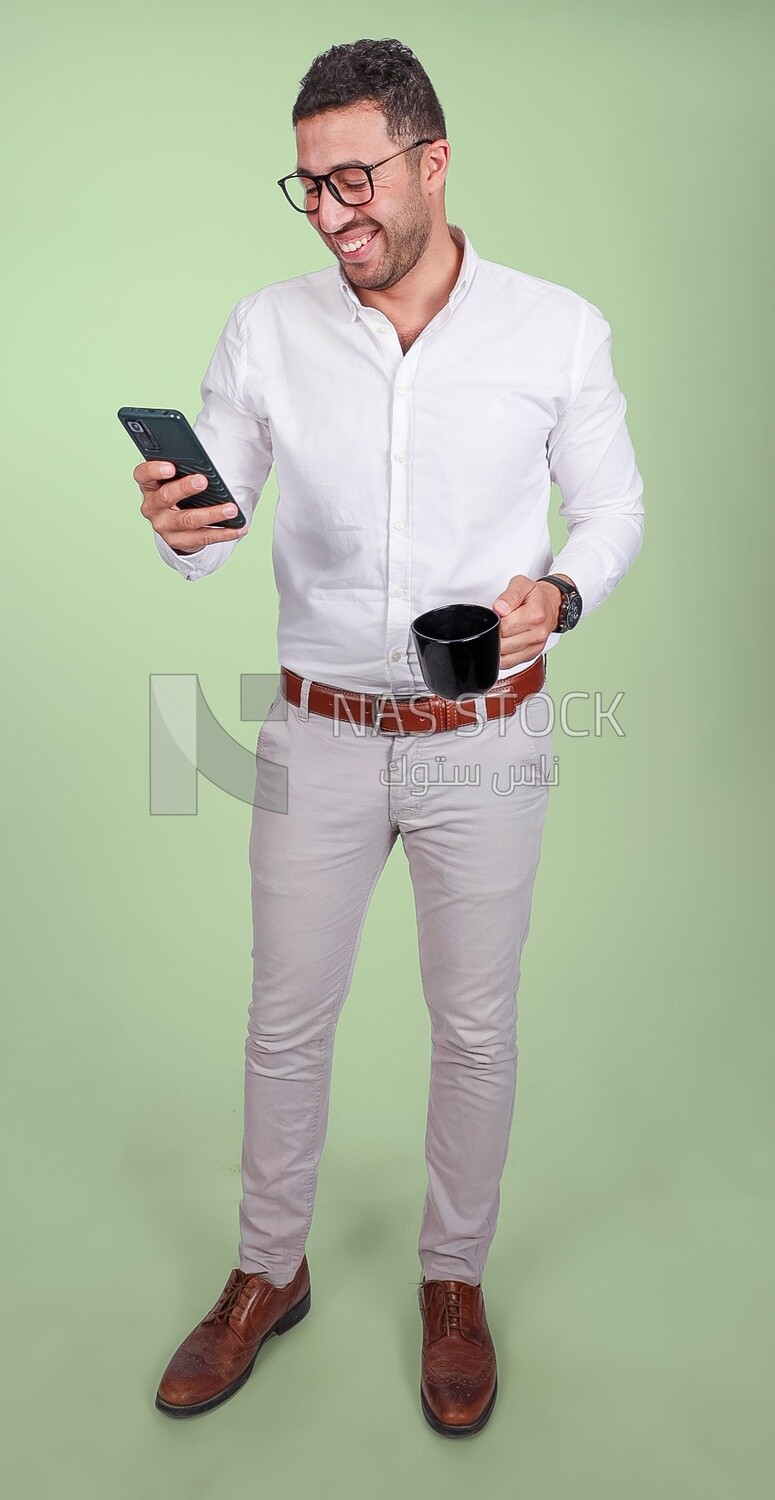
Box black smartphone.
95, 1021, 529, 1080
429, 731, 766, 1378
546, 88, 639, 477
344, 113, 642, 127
117, 407, 247, 529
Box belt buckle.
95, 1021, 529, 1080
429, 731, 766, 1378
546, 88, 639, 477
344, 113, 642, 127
372, 692, 412, 733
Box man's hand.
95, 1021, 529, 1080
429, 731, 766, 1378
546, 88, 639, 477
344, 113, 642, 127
134, 461, 249, 555
491, 574, 576, 669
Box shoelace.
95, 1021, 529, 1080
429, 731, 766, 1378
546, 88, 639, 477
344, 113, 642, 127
203, 1273, 251, 1325
420, 1282, 464, 1334
441, 1286, 462, 1334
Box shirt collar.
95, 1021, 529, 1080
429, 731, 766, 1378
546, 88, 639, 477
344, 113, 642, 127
337, 223, 477, 322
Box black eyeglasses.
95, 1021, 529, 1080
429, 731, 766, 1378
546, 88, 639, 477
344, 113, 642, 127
277, 139, 435, 214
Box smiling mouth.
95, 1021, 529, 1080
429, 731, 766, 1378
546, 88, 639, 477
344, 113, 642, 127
334, 227, 381, 257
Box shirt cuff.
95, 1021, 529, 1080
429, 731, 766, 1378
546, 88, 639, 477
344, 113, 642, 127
153, 529, 231, 579
540, 552, 607, 654
544, 549, 606, 619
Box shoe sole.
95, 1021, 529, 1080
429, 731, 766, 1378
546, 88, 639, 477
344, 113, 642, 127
155, 1286, 311, 1418
420, 1375, 498, 1438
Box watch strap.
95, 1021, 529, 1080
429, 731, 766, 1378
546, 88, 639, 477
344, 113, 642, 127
537, 574, 582, 632
538, 574, 575, 598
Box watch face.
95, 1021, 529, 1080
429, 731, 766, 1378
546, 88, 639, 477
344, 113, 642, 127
567, 597, 581, 628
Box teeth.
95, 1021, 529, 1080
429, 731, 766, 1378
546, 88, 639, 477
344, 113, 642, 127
340, 230, 376, 252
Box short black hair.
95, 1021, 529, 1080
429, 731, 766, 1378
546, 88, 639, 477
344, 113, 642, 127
292, 38, 447, 148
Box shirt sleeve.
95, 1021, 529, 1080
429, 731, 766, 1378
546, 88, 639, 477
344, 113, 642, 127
544, 298, 645, 628
154, 297, 273, 580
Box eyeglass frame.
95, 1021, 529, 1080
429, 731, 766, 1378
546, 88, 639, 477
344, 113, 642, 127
277, 138, 436, 214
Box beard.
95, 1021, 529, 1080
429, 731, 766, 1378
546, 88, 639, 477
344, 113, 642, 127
338, 178, 434, 292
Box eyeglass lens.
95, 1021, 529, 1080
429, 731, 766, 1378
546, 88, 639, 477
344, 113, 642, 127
285, 166, 372, 212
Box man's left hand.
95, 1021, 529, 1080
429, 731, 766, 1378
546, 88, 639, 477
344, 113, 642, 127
491, 574, 575, 669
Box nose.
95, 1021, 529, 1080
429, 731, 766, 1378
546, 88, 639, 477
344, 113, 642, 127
314, 182, 362, 237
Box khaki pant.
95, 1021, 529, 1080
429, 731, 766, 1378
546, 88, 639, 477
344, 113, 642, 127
240, 677, 555, 1287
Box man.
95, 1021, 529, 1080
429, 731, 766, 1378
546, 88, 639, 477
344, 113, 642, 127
137, 39, 644, 1437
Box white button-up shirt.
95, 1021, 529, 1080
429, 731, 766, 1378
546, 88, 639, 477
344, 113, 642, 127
154, 225, 644, 693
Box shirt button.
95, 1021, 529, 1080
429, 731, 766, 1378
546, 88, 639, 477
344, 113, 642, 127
393, 452, 406, 463
390, 649, 403, 661
392, 587, 406, 598
394, 520, 404, 531
396, 385, 407, 396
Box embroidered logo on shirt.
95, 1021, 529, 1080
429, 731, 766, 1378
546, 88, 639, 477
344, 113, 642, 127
487, 397, 505, 420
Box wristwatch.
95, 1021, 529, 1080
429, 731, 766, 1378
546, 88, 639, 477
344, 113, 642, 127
537, 574, 583, 632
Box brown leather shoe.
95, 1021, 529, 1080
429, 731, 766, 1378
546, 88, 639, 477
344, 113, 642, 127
155, 1258, 311, 1418
419, 1277, 498, 1437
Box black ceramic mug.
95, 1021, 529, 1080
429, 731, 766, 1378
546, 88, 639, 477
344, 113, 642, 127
411, 604, 501, 701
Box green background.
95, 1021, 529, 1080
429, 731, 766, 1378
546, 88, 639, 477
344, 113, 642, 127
2, 0, 771, 1495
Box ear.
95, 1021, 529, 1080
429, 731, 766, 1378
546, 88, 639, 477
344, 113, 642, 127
423, 141, 450, 197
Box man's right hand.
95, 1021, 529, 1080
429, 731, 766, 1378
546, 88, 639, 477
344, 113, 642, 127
134, 461, 249, 555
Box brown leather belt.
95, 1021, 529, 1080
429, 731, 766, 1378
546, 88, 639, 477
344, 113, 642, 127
280, 655, 546, 735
